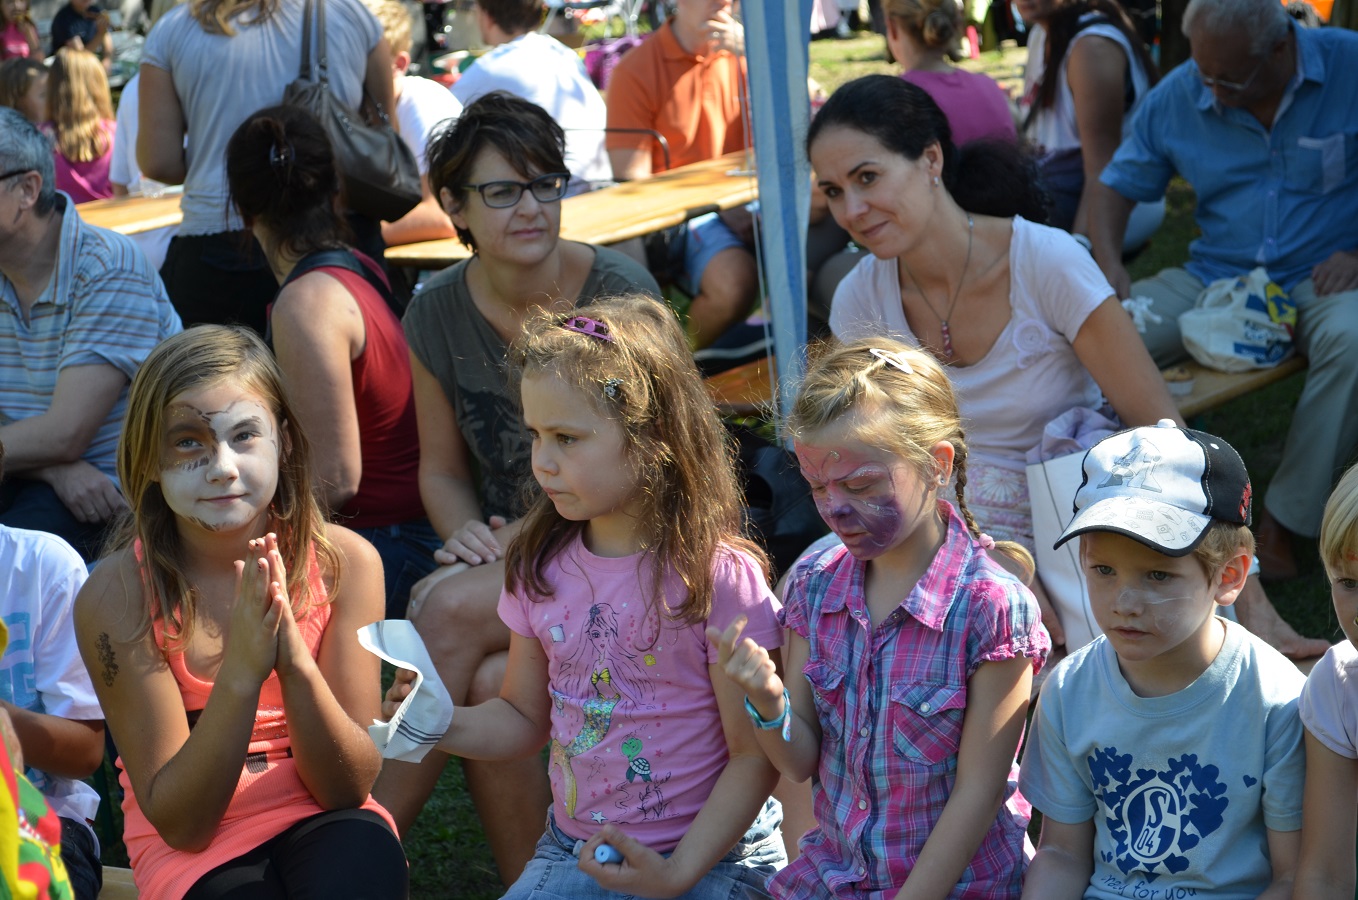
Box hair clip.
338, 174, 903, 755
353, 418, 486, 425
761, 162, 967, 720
602, 378, 623, 400
269, 141, 295, 169
561, 315, 614, 342
868, 347, 913, 374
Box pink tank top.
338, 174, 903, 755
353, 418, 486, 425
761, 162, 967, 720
119, 545, 396, 900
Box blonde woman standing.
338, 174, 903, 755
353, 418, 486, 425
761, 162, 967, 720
137, 0, 393, 334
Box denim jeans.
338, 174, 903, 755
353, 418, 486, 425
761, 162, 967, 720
502, 798, 785, 900
351, 518, 441, 619
0, 478, 108, 563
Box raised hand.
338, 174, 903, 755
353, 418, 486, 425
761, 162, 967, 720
220, 541, 283, 690
261, 533, 308, 679
706, 615, 784, 717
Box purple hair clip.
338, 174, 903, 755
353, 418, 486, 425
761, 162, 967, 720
561, 315, 614, 342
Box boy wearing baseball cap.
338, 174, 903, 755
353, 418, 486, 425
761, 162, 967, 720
1018, 420, 1305, 900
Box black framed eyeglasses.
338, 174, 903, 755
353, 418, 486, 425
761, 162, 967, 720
0, 168, 34, 184
460, 172, 570, 208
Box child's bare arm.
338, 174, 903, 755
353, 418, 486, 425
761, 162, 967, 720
1259, 827, 1299, 900
575, 660, 780, 898
1293, 729, 1353, 900
74, 551, 271, 852
709, 618, 821, 781
1020, 817, 1095, 900
431, 630, 552, 761
0, 704, 102, 779
893, 656, 1033, 900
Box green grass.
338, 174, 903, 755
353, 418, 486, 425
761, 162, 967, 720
101, 32, 1337, 899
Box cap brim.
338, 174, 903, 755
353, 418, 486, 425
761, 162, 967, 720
1053, 495, 1213, 558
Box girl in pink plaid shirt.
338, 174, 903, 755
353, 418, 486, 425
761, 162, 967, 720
715, 337, 1050, 899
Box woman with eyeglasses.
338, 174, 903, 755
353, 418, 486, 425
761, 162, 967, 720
224, 104, 435, 624
374, 90, 660, 885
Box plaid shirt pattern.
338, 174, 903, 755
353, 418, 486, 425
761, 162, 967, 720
773, 502, 1050, 899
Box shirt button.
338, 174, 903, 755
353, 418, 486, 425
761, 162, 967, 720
860, 726, 870, 737
859, 865, 867, 875
858, 799, 867, 810
919, 702, 931, 713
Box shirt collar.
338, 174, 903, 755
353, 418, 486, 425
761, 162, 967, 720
50, 192, 76, 308
657, 19, 716, 62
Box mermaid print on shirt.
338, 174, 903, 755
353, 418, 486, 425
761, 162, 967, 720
548, 603, 661, 821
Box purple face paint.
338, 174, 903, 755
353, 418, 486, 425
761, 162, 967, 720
796, 444, 911, 560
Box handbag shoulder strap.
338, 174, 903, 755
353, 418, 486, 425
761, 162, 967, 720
314, 0, 329, 84
298, 0, 329, 84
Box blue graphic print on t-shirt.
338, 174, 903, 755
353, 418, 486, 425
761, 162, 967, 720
1090, 748, 1228, 879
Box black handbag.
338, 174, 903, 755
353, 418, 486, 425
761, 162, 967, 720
283, 0, 421, 222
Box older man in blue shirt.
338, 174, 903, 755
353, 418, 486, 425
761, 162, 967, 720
0, 109, 181, 561
1087, 0, 1358, 589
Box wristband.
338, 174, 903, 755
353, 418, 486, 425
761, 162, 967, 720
744, 688, 792, 742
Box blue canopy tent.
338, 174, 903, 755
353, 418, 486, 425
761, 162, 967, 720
741, 0, 814, 421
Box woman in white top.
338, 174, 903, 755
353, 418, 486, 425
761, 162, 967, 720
811, 75, 1179, 643
1017, 0, 1163, 247
137, 0, 392, 335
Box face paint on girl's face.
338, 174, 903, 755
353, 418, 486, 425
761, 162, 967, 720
795, 443, 923, 560
157, 384, 282, 536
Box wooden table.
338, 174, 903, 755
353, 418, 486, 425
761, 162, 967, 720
76, 193, 185, 236
383, 151, 759, 269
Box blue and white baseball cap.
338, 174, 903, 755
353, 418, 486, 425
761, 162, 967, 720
1054, 419, 1252, 557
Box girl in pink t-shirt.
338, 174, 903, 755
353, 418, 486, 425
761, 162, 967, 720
0, 0, 39, 59
42, 47, 115, 202
74, 327, 407, 900
385, 294, 787, 898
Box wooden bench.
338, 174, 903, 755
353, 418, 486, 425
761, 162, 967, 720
703, 354, 1310, 421
99, 866, 137, 899
1167, 356, 1307, 420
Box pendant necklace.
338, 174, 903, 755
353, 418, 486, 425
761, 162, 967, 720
900, 214, 974, 360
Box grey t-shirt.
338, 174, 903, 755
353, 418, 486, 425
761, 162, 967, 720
1020, 619, 1305, 900
402, 244, 660, 522
142, 0, 381, 236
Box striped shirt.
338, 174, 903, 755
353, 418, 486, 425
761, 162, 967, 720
774, 502, 1050, 899
0, 193, 181, 480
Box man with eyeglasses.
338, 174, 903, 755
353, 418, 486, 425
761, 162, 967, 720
0, 109, 181, 562
1085, 0, 1358, 599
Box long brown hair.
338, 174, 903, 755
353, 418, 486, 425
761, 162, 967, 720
46, 48, 113, 163
1026, 0, 1158, 118
504, 294, 768, 626
787, 336, 1034, 580
113, 325, 340, 649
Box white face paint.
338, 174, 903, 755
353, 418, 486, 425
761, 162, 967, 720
156, 383, 282, 536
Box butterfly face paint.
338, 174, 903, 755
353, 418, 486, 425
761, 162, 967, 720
157, 383, 282, 535
795, 437, 936, 561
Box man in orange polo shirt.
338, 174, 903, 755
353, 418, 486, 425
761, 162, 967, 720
606, 0, 757, 349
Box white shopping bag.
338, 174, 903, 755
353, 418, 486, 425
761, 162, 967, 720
1026, 451, 1101, 652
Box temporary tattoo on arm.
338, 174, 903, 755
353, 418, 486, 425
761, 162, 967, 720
96, 632, 119, 687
